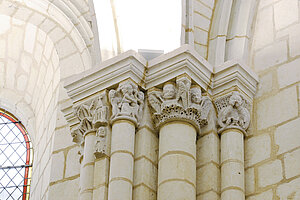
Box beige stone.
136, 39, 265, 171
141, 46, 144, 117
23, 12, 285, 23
277, 58, 300, 89
221, 162, 244, 190
65, 147, 81, 178
24, 23, 37, 54
274, 0, 298, 30
284, 148, 300, 179
48, 178, 79, 200
245, 168, 255, 195
253, 6, 274, 50
196, 191, 219, 200
275, 117, 300, 154
247, 189, 273, 200
257, 86, 298, 130
258, 159, 283, 188
159, 122, 196, 158
49, 152, 64, 183
134, 158, 157, 191
196, 163, 219, 193
158, 181, 195, 200
245, 134, 271, 167
221, 189, 244, 200
254, 40, 287, 71
94, 158, 109, 187
221, 131, 244, 163
133, 186, 156, 200
255, 72, 273, 97
276, 178, 300, 200
197, 132, 219, 166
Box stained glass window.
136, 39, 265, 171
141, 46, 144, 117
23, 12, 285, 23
0, 109, 33, 200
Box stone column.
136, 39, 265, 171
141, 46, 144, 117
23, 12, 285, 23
148, 76, 212, 200
215, 91, 251, 200
107, 80, 144, 200
71, 91, 110, 200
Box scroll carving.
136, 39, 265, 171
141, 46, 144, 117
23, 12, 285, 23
148, 76, 212, 132
215, 91, 250, 134
109, 81, 144, 126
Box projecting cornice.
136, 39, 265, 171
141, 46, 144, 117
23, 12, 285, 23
146, 45, 213, 92
213, 60, 259, 101
62, 45, 259, 129
64, 50, 147, 103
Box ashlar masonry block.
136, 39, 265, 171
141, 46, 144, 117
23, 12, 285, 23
274, 0, 298, 30
257, 86, 298, 130
277, 58, 300, 89
254, 40, 287, 72
245, 134, 271, 167
284, 148, 300, 179
257, 159, 283, 188
275, 117, 300, 154
247, 189, 273, 200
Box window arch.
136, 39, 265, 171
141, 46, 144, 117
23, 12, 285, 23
0, 109, 33, 200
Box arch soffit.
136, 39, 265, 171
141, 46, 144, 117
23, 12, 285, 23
0, 0, 92, 79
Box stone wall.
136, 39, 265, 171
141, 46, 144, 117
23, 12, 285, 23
247, 0, 300, 199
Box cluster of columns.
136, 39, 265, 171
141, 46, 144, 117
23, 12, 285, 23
70, 75, 252, 200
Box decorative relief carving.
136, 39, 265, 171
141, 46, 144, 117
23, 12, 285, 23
71, 91, 110, 161
147, 76, 212, 132
94, 127, 107, 159
109, 81, 144, 126
215, 91, 250, 133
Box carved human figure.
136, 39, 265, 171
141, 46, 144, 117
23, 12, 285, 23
190, 87, 202, 108
176, 78, 191, 108
109, 90, 121, 119
148, 90, 163, 114
118, 82, 138, 117
90, 94, 108, 128
162, 82, 177, 108
94, 127, 107, 158
136, 91, 145, 121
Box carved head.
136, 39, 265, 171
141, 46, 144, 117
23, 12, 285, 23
191, 87, 202, 104
229, 92, 242, 108
163, 83, 176, 100
97, 127, 106, 137
120, 83, 134, 95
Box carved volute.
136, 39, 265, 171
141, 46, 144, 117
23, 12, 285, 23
215, 91, 251, 134
147, 75, 212, 132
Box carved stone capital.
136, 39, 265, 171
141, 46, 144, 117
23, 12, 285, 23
71, 91, 110, 161
148, 75, 212, 132
109, 80, 144, 126
215, 91, 251, 134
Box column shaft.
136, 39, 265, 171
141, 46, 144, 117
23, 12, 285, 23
108, 120, 135, 200
80, 133, 96, 200
221, 129, 245, 200
158, 122, 197, 200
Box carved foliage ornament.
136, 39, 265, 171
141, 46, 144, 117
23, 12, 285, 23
71, 92, 109, 160
215, 91, 250, 134
109, 81, 144, 126
148, 76, 212, 132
